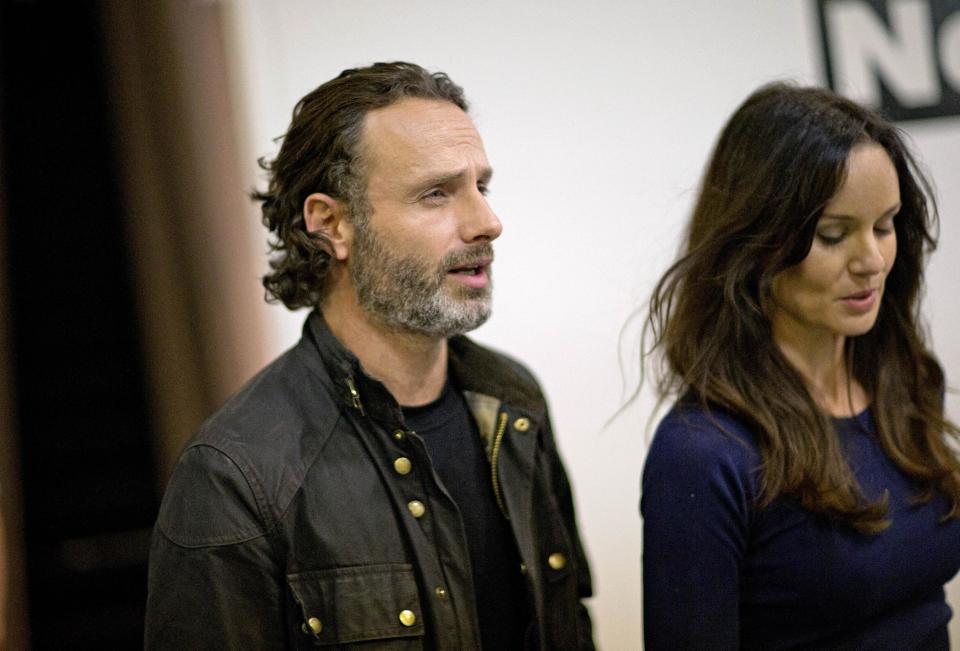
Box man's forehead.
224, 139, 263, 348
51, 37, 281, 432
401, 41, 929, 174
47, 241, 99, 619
360, 98, 487, 170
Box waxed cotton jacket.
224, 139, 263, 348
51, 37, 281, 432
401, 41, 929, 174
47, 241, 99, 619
145, 311, 594, 650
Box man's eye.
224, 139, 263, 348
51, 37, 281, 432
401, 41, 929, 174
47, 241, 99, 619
477, 183, 489, 196
423, 189, 447, 201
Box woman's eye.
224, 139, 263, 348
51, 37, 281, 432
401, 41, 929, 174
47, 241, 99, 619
817, 231, 844, 246
874, 218, 896, 236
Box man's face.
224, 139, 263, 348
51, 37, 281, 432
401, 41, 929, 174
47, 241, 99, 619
348, 98, 502, 338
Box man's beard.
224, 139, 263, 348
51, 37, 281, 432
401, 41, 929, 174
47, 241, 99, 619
350, 221, 494, 339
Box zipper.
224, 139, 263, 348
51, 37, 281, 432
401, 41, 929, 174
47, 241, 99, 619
345, 378, 364, 415
490, 411, 509, 519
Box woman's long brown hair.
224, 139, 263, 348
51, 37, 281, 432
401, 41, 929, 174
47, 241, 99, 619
645, 83, 960, 533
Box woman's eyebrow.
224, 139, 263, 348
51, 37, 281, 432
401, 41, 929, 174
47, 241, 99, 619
820, 202, 902, 221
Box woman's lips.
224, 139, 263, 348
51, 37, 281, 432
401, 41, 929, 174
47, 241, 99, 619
841, 289, 877, 312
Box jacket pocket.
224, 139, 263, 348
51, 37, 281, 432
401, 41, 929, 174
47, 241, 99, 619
287, 563, 424, 649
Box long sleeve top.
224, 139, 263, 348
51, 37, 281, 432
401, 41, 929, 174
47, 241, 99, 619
641, 402, 960, 650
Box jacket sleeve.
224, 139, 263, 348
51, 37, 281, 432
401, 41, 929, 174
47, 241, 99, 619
544, 412, 596, 650
145, 444, 287, 650
640, 411, 755, 650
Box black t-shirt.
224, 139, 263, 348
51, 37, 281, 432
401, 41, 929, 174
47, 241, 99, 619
402, 380, 528, 649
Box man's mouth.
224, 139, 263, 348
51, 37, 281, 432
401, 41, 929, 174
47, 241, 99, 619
446, 258, 492, 289
449, 264, 485, 276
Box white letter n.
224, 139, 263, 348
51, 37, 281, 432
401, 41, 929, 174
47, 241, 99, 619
826, 0, 941, 108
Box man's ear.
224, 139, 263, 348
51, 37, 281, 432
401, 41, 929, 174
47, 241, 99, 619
304, 193, 352, 260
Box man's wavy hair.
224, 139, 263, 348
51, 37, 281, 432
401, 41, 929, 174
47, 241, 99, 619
645, 82, 960, 533
252, 62, 468, 309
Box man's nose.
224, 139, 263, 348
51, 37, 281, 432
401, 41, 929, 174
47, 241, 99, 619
460, 189, 502, 243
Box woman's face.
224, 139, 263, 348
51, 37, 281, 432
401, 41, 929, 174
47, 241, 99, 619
769, 142, 901, 348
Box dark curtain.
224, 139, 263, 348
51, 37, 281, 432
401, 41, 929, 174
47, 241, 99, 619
0, 0, 270, 645
101, 0, 271, 483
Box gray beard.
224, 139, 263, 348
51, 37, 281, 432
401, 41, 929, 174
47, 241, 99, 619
350, 221, 493, 339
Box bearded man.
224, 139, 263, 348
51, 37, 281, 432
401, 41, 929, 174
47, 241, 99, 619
144, 62, 594, 650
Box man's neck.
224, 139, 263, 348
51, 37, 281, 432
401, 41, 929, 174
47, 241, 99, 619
321, 288, 448, 407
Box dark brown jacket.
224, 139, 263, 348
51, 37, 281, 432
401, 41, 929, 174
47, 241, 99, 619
145, 311, 594, 650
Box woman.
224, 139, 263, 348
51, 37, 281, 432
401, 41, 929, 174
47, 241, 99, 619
640, 83, 960, 650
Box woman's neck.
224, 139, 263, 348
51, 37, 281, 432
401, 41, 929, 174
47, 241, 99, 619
772, 324, 868, 418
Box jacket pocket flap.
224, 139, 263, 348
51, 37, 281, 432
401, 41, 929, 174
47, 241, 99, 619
287, 563, 424, 644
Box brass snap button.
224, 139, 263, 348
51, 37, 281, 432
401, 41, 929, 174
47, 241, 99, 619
513, 417, 530, 432
399, 609, 416, 627
407, 500, 426, 518
548, 552, 566, 570
393, 457, 412, 475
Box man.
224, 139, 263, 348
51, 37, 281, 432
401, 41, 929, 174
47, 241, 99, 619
145, 61, 594, 650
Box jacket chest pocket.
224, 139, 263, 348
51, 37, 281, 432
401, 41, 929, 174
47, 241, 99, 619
287, 563, 425, 649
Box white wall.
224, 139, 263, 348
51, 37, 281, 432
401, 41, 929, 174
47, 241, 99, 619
221, 2, 960, 648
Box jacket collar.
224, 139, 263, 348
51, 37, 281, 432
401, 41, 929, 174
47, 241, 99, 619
447, 335, 544, 414
304, 309, 546, 423
304, 310, 403, 425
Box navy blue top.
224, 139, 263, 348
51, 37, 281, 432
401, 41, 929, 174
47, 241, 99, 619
641, 402, 960, 650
